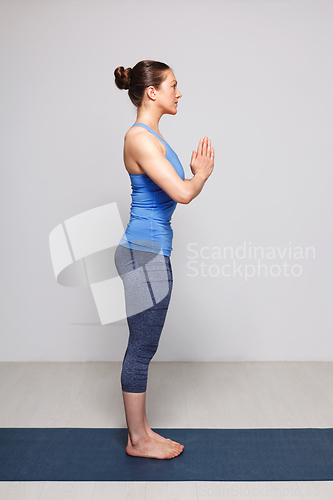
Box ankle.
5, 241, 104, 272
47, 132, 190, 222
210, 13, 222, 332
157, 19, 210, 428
128, 430, 149, 446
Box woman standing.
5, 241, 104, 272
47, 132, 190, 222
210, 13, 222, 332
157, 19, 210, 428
114, 60, 214, 459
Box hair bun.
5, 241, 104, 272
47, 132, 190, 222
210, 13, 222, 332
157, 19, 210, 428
114, 66, 132, 90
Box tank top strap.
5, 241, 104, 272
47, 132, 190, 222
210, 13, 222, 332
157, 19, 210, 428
131, 122, 169, 148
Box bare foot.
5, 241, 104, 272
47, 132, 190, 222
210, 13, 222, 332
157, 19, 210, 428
126, 434, 184, 459
145, 425, 183, 449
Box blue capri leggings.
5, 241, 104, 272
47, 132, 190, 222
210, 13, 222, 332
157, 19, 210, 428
114, 244, 173, 393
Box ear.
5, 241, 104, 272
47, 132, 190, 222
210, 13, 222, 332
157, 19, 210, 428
146, 86, 157, 101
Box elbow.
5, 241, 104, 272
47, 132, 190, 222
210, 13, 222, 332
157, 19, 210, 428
183, 195, 192, 204
178, 184, 193, 204
178, 193, 192, 204
171, 184, 193, 204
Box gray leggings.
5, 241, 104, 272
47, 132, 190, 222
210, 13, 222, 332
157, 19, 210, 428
114, 244, 173, 393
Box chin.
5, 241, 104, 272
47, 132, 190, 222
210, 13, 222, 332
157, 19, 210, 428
163, 107, 178, 116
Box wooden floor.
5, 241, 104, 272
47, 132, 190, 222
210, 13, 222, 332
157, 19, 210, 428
0, 361, 333, 499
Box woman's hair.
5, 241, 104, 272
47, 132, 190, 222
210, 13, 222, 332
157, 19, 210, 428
114, 60, 171, 108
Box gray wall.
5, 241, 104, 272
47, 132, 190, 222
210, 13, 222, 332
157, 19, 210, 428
1, 0, 332, 361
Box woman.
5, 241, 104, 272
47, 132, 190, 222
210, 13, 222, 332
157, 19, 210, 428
114, 60, 214, 459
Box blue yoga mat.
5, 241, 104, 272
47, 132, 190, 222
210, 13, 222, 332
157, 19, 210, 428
0, 427, 332, 481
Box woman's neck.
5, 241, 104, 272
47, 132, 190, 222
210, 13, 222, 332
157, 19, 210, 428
135, 109, 162, 135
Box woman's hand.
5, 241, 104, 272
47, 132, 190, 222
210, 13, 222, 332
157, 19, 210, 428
190, 137, 214, 180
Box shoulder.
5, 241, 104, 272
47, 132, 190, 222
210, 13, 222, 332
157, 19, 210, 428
124, 126, 166, 157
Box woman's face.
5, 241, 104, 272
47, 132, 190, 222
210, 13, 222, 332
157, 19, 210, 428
155, 70, 182, 115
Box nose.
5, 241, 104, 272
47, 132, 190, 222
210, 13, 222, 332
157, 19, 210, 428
176, 88, 182, 98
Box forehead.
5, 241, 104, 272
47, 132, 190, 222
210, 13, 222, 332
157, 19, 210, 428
164, 69, 176, 82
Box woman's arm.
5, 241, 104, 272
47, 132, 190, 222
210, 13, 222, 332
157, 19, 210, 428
126, 133, 214, 204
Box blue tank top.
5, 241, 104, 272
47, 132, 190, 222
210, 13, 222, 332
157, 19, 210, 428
119, 122, 185, 256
